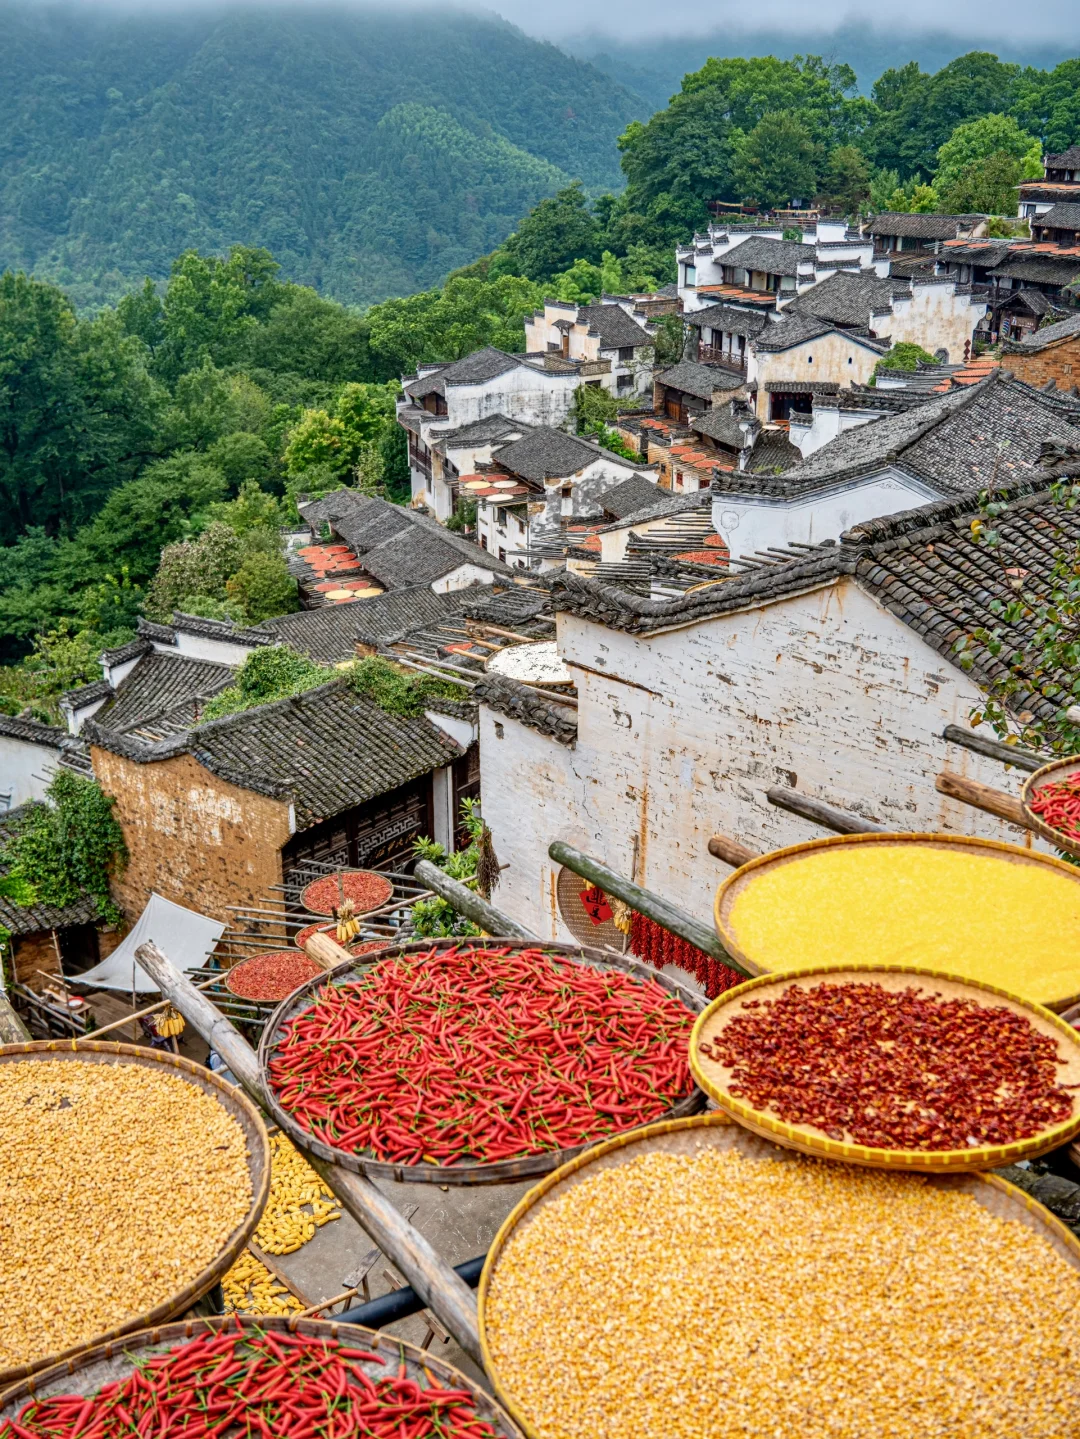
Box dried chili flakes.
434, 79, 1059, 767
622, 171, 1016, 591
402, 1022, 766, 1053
300, 870, 394, 917
700, 981, 1074, 1150
1029, 769, 1080, 843
225, 951, 324, 1002
268, 944, 695, 1165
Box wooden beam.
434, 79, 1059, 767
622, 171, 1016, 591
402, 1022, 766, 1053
302, 930, 355, 970
0, 985, 31, 1043
134, 941, 483, 1365
766, 787, 885, 835
935, 770, 1028, 828
547, 841, 749, 976
413, 860, 536, 939
707, 834, 760, 867
941, 724, 1044, 774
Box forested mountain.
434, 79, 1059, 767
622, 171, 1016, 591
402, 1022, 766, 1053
0, 3, 643, 308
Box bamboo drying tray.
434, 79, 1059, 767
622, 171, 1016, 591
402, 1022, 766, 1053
477, 1113, 1080, 1439
689, 964, 1080, 1172
0, 1315, 523, 1437
257, 937, 707, 1186
1021, 755, 1080, 860
300, 870, 394, 917
0, 1041, 270, 1388
714, 831, 1080, 1010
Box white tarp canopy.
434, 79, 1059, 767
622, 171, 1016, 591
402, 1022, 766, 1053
77, 892, 225, 993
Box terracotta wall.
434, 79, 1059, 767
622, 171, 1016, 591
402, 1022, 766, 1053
13, 931, 63, 986
91, 748, 293, 924
1002, 340, 1080, 390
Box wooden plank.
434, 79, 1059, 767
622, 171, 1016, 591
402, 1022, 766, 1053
942, 724, 1044, 773
0, 986, 31, 1043
413, 860, 536, 939
935, 770, 1029, 828
766, 787, 885, 835
134, 941, 483, 1366
247, 1243, 315, 1308
707, 834, 760, 867
547, 841, 749, 976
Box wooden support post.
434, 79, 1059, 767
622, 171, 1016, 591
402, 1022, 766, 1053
0, 985, 31, 1044
301, 931, 355, 970
942, 724, 1044, 773
413, 860, 537, 939
134, 941, 483, 1365
707, 834, 761, 867
547, 841, 749, 977
935, 771, 1029, 828
766, 787, 885, 835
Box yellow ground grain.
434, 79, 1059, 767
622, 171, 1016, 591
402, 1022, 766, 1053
485, 1149, 1080, 1439
222, 1249, 303, 1316
0, 1061, 252, 1371
252, 1132, 340, 1255
726, 845, 1080, 1004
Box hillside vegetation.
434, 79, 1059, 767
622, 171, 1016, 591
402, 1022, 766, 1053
0, 3, 642, 308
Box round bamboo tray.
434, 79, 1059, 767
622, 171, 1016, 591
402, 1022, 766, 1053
0, 1041, 270, 1388
300, 870, 394, 917
1021, 754, 1080, 860
0, 1315, 523, 1437
714, 831, 1080, 1010
258, 937, 707, 1186
477, 1113, 1080, 1439
689, 964, 1080, 1172
223, 949, 324, 1002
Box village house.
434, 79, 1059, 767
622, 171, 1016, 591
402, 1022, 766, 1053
709, 370, 1080, 559
1030, 203, 1080, 248
1001, 311, 1080, 390
864, 213, 989, 258
524, 299, 656, 398
0, 714, 92, 808
676, 222, 879, 313
1018, 146, 1080, 222
473, 479, 1074, 940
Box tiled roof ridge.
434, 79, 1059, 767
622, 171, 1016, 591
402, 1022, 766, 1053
100, 638, 152, 667
61, 679, 114, 708
473, 674, 578, 747
0, 713, 68, 748
840, 474, 1051, 548
170, 612, 273, 646
137, 617, 177, 645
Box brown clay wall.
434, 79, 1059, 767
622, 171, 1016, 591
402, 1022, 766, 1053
90, 748, 293, 924
1002, 338, 1080, 389
13, 931, 62, 986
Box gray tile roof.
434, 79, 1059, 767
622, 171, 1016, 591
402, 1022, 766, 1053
786, 271, 910, 327
322, 494, 512, 588
170, 613, 272, 647
1036, 203, 1080, 230
84, 680, 463, 831
257, 587, 483, 659
0, 806, 101, 935
599, 488, 712, 532
1003, 289, 1064, 318
456, 586, 553, 627
61, 680, 114, 710
298, 489, 373, 530
137, 618, 177, 645
492, 427, 633, 483
690, 402, 757, 449
0, 714, 67, 749
100, 638, 151, 668
753, 313, 886, 354
992, 256, 1080, 287
684, 304, 768, 338
474, 674, 577, 746
721, 236, 812, 277
434, 413, 531, 448
746, 429, 802, 473
576, 303, 652, 350
866, 213, 987, 240
403, 347, 521, 400
597, 474, 664, 519
717, 372, 1080, 500
1012, 310, 1080, 351
657, 361, 745, 399
1046, 147, 1080, 168
92, 653, 235, 735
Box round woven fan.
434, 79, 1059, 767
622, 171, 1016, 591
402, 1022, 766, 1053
555, 865, 625, 949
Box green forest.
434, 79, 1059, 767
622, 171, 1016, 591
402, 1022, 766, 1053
3, 39, 1080, 724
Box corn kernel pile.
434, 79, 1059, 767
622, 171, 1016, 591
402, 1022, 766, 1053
485, 1147, 1080, 1439
726, 843, 1080, 1006
221, 1251, 303, 1317
253, 1132, 341, 1255
0, 1060, 252, 1372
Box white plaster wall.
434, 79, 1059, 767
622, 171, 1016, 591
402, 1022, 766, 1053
0, 735, 58, 807
712, 470, 938, 558
432, 563, 497, 594
172, 632, 264, 665
478, 580, 1042, 940
884, 285, 986, 363
540, 456, 645, 527
104, 655, 142, 688
751, 333, 881, 419
599, 509, 689, 564
447, 369, 579, 430
789, 405, 884, 458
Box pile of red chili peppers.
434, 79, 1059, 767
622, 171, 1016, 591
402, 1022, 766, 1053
0, 1327, 499, 1439
700, 981, 1074, 1150
225, 952, 324, 1003
1028, 770, 1080, 843
268, 945, 695, 1165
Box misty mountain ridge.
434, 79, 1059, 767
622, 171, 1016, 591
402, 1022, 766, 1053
0, 3, 643, 308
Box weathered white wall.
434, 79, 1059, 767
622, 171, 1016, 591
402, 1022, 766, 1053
172, 631, 261, 666
538, 457, 647, 528
711, 469, 939, 558
448, 368, 580, 430
478, 578, 1040, 941
432, 562, 498, 593
0, 735, 57, 808
789, 404, 880, 458
750, 333, 881, 419
883, 282, 986, 363
599, 509, 694, 564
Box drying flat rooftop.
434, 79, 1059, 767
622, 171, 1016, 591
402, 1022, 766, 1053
485, 641, 571, 685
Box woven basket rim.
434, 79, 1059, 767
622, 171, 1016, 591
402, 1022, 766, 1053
1020, 754, 1080, 861
714, 830, 1080, 1010
0, 1314, 522, 1436
256, 937, 706, 1186
689, 963, 1080, 1172
0, 1040, 270, 1387
476, 1112, 1080, 1439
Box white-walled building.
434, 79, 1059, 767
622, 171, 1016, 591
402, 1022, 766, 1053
473, 482, 1065, 941
524, 299, 656, 399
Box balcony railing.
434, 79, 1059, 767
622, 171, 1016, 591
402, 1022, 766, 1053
698, 345, 747, 373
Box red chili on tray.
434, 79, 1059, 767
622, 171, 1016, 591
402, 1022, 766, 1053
700, 982, 1074, 1150
225, 951, 324, 1002
300, 871, 394, 917
1029, 770, 1080, 842
268, 945, 695, 1165
0, 1327, 501, 1439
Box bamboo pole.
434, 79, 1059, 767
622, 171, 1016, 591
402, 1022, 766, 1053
707, 834, 760, 867
935, 770, 1029, 828
412, 860, 536, 939
765, 787, 885, 835
941, 724, 1044, 773
134, 940, 483, 1364
303, 930, 356, 970
547, 841, 749, 976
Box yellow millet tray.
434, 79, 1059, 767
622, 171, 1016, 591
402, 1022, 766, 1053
689, 964, 1080, 1173
714, 831, 1080, 1010
478, 1115, 1080, 1439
